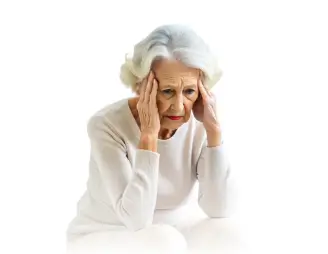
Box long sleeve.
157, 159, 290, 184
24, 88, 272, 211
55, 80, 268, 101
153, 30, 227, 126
87, 116, 160, 231
196, 140, 235, 218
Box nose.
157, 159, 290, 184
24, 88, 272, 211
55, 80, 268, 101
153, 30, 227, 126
171, 93, 184, 113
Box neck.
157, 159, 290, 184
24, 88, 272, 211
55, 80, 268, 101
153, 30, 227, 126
158, 128, 176, 140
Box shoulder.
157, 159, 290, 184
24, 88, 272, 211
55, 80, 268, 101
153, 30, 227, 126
86, 98, 130, 141
88, 98, 128, 121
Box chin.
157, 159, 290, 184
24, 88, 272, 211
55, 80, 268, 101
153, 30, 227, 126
161, 116, 189, 129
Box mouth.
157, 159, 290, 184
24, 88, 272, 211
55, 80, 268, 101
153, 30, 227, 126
167, 116, 183, 120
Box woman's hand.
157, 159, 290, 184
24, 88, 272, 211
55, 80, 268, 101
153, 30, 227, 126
193, 79, 222, 146
137, 71, 161, 138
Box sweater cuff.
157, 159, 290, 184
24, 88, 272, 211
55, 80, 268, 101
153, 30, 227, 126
205, 140, 226, 153
203, 142, 229, 179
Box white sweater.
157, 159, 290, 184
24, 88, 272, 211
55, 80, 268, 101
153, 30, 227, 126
66, 98, 232, 238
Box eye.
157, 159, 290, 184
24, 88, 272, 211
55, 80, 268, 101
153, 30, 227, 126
184, 89, 195, 95
162, 89, 173, 95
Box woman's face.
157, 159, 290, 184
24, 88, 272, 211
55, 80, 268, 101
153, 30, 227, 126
152, 59, 200, 130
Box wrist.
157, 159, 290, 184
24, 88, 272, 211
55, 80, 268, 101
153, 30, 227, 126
140, 132, 158, 141
206, 131, 222, 147
139, 133, 158, 152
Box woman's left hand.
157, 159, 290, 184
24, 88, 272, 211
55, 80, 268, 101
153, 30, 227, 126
193, 79, 222, 145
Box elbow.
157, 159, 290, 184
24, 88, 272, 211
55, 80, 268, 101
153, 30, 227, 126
198, 196, 231, 218
124, 216, 151, 231
117, 206, 153, 231
199, 203, 230, 218
198, 176, 238, 219
203, 210, 230, 219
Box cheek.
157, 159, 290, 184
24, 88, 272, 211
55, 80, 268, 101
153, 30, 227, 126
193, 91, 200, 101
156, 98, 170, 114
183, 100, 195, 114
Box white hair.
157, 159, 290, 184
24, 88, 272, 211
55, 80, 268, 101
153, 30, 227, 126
119, 24, 223, 93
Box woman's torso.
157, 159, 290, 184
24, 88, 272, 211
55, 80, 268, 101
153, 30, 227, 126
67, 98, 206, 237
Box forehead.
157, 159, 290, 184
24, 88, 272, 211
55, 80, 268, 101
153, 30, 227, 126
152, 59, 200, 81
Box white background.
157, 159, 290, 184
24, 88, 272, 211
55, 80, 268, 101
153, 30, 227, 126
1, 0, 327, 253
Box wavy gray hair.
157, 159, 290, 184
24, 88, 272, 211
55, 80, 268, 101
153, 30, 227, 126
119, 24, 223, 93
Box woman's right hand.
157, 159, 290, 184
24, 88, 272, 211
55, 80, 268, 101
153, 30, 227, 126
137, 71, 161, 138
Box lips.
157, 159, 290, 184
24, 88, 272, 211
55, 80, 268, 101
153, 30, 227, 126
167, 116, 183, 120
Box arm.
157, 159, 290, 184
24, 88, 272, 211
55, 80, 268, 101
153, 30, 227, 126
196, 137, 236, 218
87, 116, 159, 231
193, 78, 237, 218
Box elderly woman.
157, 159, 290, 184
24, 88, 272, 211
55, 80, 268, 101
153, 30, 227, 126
66, 24, 241, 254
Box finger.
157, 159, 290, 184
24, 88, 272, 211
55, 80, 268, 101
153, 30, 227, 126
205, 85, 211, 96
150, 79, 158, 105
199, 72, 209, 92
144, 71, 154, 103
198, 78, 209, 103
202, 79, 211, 96
139, 78, 147, 102
201, 72, 212, 94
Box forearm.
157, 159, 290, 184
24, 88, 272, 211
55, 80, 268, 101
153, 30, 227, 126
197, 144, 234, 217
114, 134, 158, 230
117, 149, 160, 230
88, 115, 160, 231
206, 131, 222, 147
